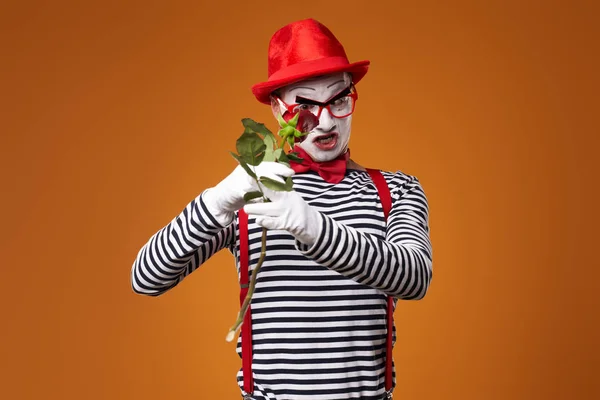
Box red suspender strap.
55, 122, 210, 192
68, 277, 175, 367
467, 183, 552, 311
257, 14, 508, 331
238, 209, 254, 395
366, 168, 394, 394
239, 170, 393, 396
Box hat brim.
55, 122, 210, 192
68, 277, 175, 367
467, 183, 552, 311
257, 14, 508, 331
251, 60, 370, 104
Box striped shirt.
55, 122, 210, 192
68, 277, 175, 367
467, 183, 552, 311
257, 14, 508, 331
131, 168, 433, 399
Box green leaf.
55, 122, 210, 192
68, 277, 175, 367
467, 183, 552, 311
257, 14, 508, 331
284, 176, 294, 191
236, 131, 266, 166
278, 150, 290, 164
243, 191, 264, 202
287, 152, 303, 163
273, 148, 283, 159
262, 151, 275, 162
230, 152, 257, 179
262, 134, 276, 161
264, 133, 276, 150
275, 149, 289, 167
259, 176, 293, 192
241, 118, 276, 141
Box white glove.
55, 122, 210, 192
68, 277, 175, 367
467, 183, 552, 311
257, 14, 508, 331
203, 162, 295, 226
243, 189, 323, 247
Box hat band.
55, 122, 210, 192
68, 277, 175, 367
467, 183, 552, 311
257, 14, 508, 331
268, 56, 351, 82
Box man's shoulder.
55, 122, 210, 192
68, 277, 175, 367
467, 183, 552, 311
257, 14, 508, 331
348, 159, 423, 192
375, 169, 423, 195
349, 159, 413, 179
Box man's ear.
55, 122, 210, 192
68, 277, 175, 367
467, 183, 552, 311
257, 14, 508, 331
344, 72, 353, 87
269, 95, 280, 119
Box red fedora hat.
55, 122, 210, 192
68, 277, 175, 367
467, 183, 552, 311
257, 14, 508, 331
251, 18, 370, 104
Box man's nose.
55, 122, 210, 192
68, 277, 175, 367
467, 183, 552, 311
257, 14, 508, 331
315, 108, 336, 133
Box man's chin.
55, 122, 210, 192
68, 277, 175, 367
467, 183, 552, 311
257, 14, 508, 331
298, 142, 342, 162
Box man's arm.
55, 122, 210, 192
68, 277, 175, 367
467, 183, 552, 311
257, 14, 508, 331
130, 190, 235, 296
130, 161, 295, 296
295, 174, 433, 299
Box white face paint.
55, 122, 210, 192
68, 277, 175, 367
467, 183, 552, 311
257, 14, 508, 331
272, 72, 353, 162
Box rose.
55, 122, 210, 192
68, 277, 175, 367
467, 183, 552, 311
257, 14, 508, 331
225, 112, 316, 342
277, 109, 320, 148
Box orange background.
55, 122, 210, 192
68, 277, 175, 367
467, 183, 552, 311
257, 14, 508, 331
1, 0, 598, 399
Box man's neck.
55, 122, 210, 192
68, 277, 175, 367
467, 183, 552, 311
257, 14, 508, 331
347, 158, 366, 171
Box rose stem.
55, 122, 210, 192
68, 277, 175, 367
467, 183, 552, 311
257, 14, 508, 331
226, 225, 268, 341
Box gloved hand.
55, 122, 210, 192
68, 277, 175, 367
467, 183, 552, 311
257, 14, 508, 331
243, 189, 323, 247
203, 162, 295, 226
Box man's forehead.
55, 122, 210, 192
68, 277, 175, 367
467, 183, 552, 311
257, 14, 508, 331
280, 72, 350, 100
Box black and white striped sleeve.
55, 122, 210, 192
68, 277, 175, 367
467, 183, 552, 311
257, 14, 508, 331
296, 174, 433, 299
130, 190, 236, 296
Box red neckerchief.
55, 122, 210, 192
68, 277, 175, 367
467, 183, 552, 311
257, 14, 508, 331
289, 146, 350, 184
